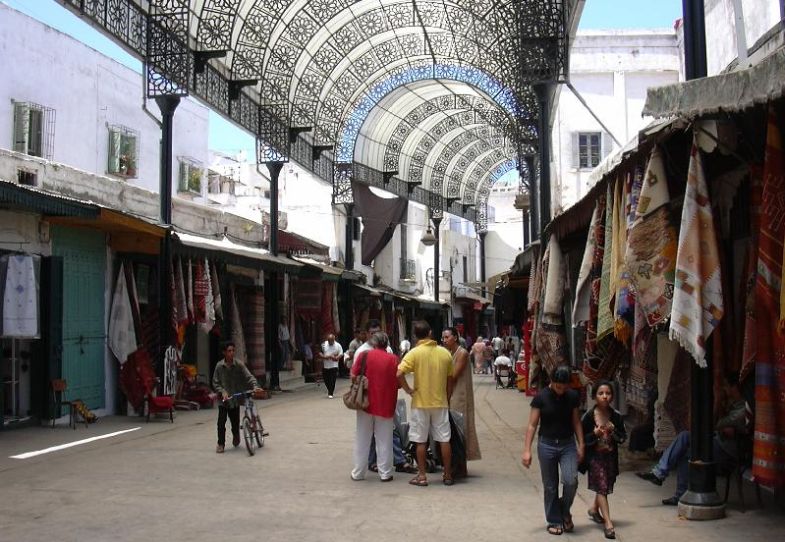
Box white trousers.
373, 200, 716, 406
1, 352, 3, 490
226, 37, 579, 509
352, 410, 394, 480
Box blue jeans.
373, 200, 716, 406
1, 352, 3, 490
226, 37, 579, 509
654, 430, 735, 498
369, 429, 406, 466
654, 430, 690, 497
537, 439, 579, 526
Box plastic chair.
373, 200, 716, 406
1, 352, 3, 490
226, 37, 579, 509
51, 379, 80, 429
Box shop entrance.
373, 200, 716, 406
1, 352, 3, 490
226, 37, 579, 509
52, 227, 106, 409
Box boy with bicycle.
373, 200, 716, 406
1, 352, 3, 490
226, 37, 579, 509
212, 341, 262, 453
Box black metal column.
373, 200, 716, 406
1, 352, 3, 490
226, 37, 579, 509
533, 84, 554, 237
432, 217, 442, 303
679, 0, 723, 520
341, 203, 355, 374
525, 155, 538, 241
155, 96, 179, 380
479, 230, 487, 298
523, 210, 530, 247
345, 203, 355, 271
266, 161, 283, 391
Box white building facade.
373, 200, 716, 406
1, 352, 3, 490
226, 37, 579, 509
552, 29, 682, 211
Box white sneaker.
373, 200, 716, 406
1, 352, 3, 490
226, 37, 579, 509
328, 395, 333, 399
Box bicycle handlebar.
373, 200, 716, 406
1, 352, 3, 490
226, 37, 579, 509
222, 390, 255, 403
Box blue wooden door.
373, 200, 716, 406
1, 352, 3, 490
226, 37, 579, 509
52, 227, 106, 409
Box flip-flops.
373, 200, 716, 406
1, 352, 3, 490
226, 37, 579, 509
563, 517, 574, 533
408, 476, 428, 486
547, 525, 563, 536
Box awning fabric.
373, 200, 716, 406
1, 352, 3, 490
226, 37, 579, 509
292, 256, 343, 281
173, 232, 302, 272
352, 182, 408, 266
644, 47, 785, 119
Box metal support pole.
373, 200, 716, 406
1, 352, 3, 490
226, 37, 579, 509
525, 155, 538, 240
679, 0, 724, 521
479, 230, 487, 299
266, 162, 283, 391
345, 203, 355, 271
533, 83, 555, 237
155, 96, 179, 382
432, 216, 442, 303
523, 210, 530, 247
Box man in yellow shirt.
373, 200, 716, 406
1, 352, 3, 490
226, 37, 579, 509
398, 320, 455, 486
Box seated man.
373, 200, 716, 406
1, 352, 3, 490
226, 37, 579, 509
636, 374, 748, 505
493, 354, 513, 388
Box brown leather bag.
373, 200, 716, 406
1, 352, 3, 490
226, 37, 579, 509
342, 352, 369, 410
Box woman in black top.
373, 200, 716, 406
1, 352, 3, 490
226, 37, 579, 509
582, 381, 626, 539
521, 366, 585, 536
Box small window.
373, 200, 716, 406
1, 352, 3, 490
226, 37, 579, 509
178, 159, 203, 195
462, 256, 468, 283
107, 125, 139, 178
572, 131, 611, 170
17, 168, 37, 186
12, 101, 55, 160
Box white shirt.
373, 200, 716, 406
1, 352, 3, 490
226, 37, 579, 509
321, 341, 343, 370
492, 337, 504, 351
399, 339, 411, 354
278, 323, 290, 342
494, 355, 512, 367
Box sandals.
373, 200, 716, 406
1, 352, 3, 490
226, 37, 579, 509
408, 475, 428, 487
396, 462, 418, 474
588, 509, 604, 524
369, 464, 378, 472
604, 527, 616, 539
563, 517, 574, 533
442, 476, 455, 486
547, 525, 563, 536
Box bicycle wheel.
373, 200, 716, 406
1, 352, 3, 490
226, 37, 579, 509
243, 417, 255, 456
254, 415, 265, 448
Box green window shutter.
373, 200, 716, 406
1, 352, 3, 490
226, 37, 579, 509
178, 161, 188, 192
12, 102, 30, 154
108, 129, 121, 173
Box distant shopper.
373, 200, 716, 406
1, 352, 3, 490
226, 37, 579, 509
492, 335, 504, 357
355, 319, 393, 359
212, 341, 261, 454
443, 326, 481, 477
398, 320, 454, 487
318, 334, 343, 399
493, 353, 513, 388
350, 332, 399, 482
345, 327, 366, 371
399, 338, 411, 356
521, 366, 585, 536
471, 337, 486, 374
278, 316, 292, 371
583, 381, 626, 540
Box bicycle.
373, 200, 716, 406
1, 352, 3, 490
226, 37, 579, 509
225, 390, 268, 456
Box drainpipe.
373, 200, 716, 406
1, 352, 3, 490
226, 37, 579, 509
155, 95, 179, 382
680, 0, 725, 521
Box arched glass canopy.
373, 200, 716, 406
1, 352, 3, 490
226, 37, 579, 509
58, 0, 576, 226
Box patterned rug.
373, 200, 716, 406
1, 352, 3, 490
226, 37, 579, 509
598, 181, 616, 341
752, 107, 785, 488
625, 146, 677, 334
669, 139, 724, 367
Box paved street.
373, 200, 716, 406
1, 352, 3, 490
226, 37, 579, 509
0, 376, 782, 542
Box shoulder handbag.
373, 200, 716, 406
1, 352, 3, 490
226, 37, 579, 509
343, 352, 369, 410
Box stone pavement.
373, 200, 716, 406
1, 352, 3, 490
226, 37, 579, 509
0, 375, 783, 542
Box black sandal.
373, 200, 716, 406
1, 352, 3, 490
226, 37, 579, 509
547, 525, 563, 536
588, 509, 604, 524
563, 517, 574, 533
604, 527, 616, 539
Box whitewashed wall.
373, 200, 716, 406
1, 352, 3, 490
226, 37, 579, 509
553, 30, 681, 211
0, 4, 209, 197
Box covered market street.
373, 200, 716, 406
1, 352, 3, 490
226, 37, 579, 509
0, 377, 782, 542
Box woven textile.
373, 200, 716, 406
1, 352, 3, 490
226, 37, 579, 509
228, 285, 247, 371
625, 146, 677, 331
186, 259, 194, 324
174, 258, 188, 326
752, 108, 785, 487
663, 348, 691, 434
584, 195, 607, 360
669, 140, 724, 367
193, 259, 208, 324
542, 235, 565, 326
597, 182, 616, 340
573, 201, 603, 325
615, 168, 644, 344
740, 168, 763, 381
527, 246, 542, 313
108, 263, 137, 364
239, 286, 265, 377
210, 263, 222, 320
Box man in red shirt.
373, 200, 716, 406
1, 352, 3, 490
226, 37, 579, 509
350, 332, 400, 482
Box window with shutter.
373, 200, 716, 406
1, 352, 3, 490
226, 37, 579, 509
107, 125, 139, 178
575, 132, 602, 169
178, 159, 203, 195
11, 101, 55, 159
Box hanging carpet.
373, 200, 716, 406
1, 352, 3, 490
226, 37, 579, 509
108, 263, 137, 364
